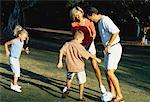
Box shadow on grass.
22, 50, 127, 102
116, 56, 150, 93
0, 63, 99, 101
0, 81, 13, 92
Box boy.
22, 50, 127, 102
5, 29, 29, 92
57, 30, 101, 101
86, 7, 124, 102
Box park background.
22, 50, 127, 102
0, 0, 150, 102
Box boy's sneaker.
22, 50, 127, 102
100, 85, 106, 94
62, 87, 69, 98
62, 87, 67, 93
11, 83, 21, 89
10, 84, 22, 93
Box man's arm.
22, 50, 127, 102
104, 32, 119, 53
107, 32, 119, 46
4, 40, 14, 57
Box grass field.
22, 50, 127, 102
0, 37, 150, 102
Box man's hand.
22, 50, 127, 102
57, 62, 63, 69
104, 45, 111, 54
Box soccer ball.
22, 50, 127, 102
101, 91, 113, 102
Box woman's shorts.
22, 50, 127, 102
88, 41, 96, 55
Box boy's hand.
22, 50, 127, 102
96, 58, 101, 63
6, 51, 10, 57
57, 62, 63, 69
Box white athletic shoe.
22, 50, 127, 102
62, 87, 67, 93
11, 83, 21, 89
101, 91, 113, 102
100, 85, 106, 94
10, 84, 22, 93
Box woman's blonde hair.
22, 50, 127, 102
70, 6, 84, 21
13, 25, 23, 36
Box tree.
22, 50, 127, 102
2, 0, 36, 35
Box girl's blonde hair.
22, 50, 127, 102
70, 6, 84, 21
13, 25, 23, 36
18, 29, 29, 44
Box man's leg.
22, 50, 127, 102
105, 70, 116, 98
106, 70, 123, 101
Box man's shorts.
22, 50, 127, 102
88, 41, 96, 55
104, 43, 122, 70
9, 57, 20, 77
66, 71, 86, 84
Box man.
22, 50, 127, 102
86, 7, 124, 102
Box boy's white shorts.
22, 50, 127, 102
9, 57, 20, 77
66, 71, 86, 84
104, 43, 122, 70
88, 41, 96, 55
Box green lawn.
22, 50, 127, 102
0, 38, 150, 102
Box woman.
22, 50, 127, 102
69, 6, 106, 94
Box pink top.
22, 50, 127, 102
71, 18, 96, 48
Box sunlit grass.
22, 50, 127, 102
0, 40, 150, 102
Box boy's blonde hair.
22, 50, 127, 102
74, 30, 84, 39
13, 25, 23, 36
70, 6, 84, 21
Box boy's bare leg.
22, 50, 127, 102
106, 70, 123, 101
79, 84, 84, 99
66, 80, 72, 90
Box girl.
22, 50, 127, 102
5, 29, 29, 92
